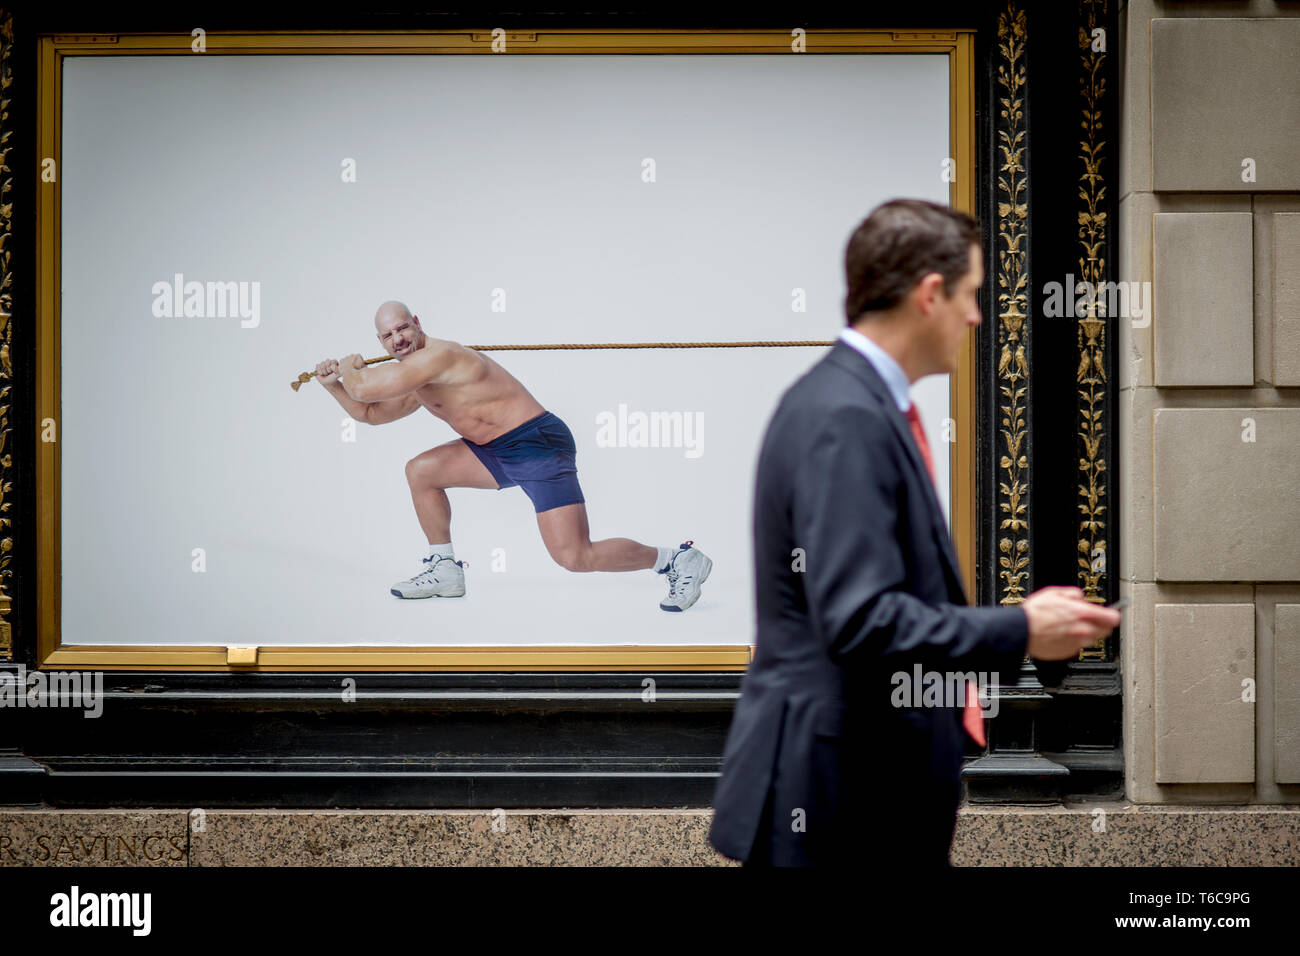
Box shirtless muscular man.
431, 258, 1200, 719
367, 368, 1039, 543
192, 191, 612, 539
315, 300, 711, 611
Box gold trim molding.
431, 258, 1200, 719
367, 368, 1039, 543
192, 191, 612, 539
1076, 0, 1110, 659
995, 3, 1030, 606
0, 9, 13, 660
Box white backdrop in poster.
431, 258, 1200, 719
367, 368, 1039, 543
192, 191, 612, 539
59, 52, 952, 646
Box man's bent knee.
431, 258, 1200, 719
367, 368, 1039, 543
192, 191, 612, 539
405, 453, 441, 489
553, 546, 593, 573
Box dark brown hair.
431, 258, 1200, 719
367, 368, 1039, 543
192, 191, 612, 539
843, 199, 980, 324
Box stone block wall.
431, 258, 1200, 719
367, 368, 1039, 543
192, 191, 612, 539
1119, 2, 1300, 802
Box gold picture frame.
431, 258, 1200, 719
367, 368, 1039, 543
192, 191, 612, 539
35, 27, 977, 671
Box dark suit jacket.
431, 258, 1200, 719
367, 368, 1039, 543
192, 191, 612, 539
708, 339, 1029, 866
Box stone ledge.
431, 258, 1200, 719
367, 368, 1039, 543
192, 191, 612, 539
953, 805, 1300, 866
2, 805, 1298, 866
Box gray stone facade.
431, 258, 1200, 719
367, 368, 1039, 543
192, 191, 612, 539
1120, 1, 1300, 804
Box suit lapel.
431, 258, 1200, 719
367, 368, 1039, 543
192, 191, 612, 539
824, 341, 968, 603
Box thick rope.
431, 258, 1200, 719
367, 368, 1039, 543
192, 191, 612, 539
466, 340, 833, 350
292, 340, 834, 389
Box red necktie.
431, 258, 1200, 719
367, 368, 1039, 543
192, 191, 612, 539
905, 403, 987, 748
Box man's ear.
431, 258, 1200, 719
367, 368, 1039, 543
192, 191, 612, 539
913, 272, 945, 316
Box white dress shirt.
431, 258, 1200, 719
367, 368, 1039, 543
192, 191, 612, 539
837, 324, 912, 413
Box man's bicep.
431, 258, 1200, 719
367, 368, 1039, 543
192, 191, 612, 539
388, 393, 423, 420
364, 393, 422, 425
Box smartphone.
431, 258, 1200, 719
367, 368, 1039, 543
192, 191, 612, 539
1105, 598, 1130, 611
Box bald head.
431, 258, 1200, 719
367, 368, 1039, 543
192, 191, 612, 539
375, 300, 413, 330
374, 300, 425, 358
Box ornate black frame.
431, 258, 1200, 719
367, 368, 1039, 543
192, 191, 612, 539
0, 0, 1122, 808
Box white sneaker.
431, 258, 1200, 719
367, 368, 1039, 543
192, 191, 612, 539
658, 540, 711, 612
390, 554, 467, 599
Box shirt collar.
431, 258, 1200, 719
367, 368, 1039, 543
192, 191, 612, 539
837, 325, 912, 412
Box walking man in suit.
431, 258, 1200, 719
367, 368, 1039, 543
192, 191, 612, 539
708, 199, 1120, 867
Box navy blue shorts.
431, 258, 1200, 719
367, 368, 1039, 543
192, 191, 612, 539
462, 410, 586, 514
